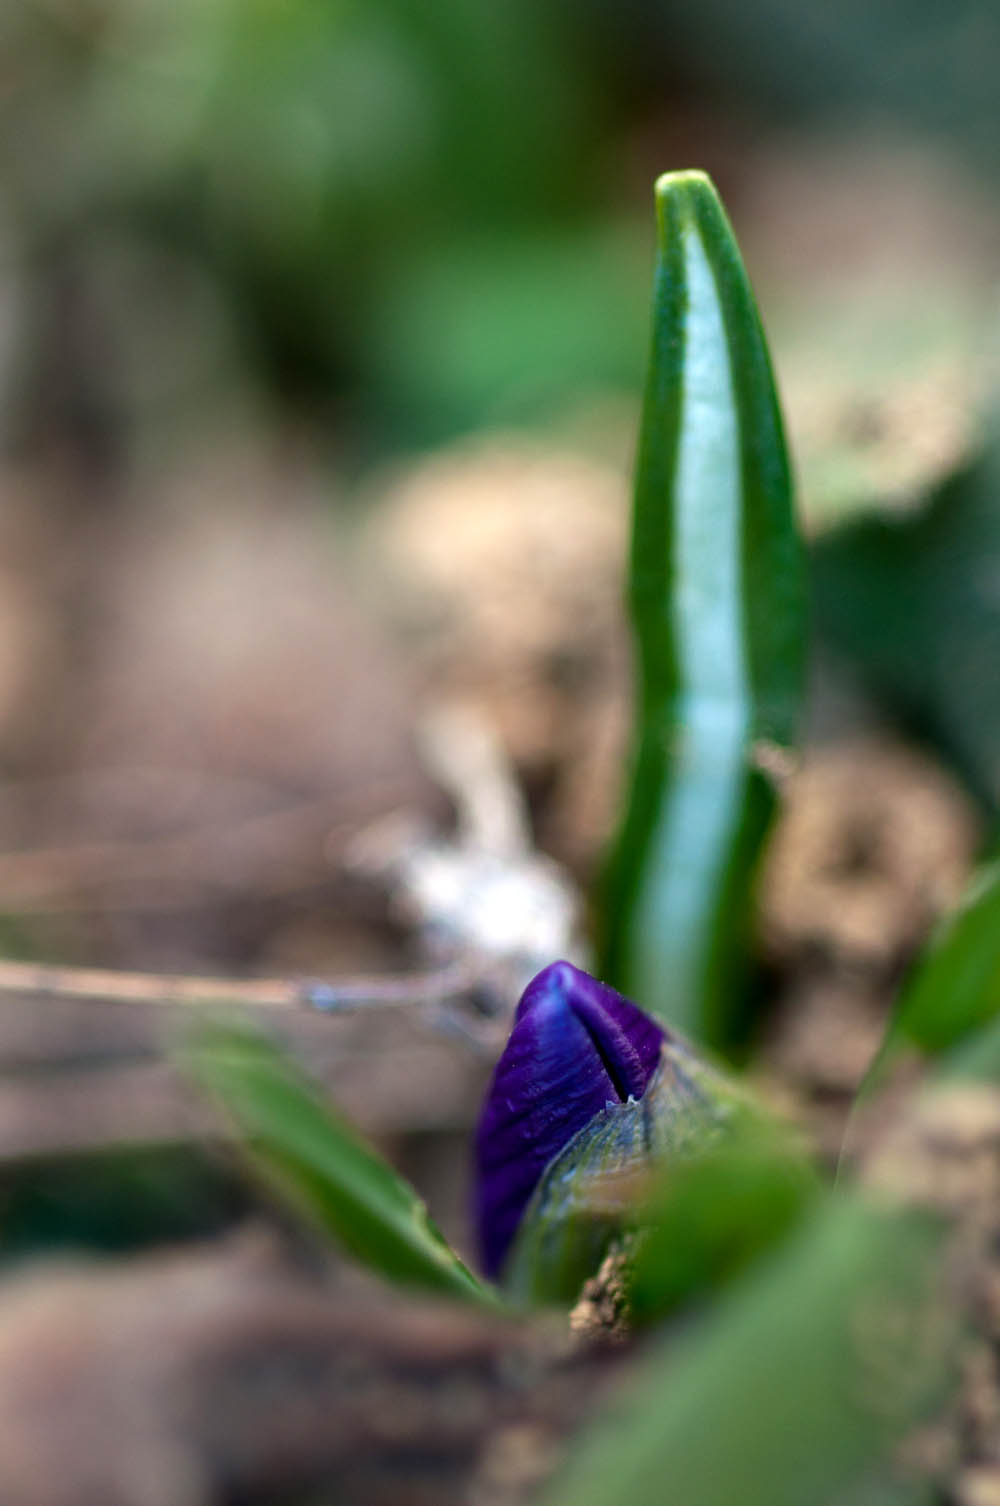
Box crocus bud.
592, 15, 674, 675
504, 1028, 742, 1303
474, 960, 666, 1279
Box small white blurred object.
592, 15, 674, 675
343, 702, 584, 1008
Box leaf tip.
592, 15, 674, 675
653, 167, 715, 199
653, 169, 733, 253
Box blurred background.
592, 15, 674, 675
0, 0, 998, 1261
0, 7, 997, 1502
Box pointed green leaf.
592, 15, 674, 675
860, 862, 1000, 1103
186, 1025, 495, 1305
600, 170, 805, 1053
890, 862, 1000, 1053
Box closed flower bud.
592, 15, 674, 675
474, 960, 666, 1280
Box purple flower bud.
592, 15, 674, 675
474, 960, 666, 1279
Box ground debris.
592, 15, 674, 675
0, 1229, 619, 1506
761, 738, 978, 972
758, 736, 978, 1157
568, 1242, 634, 1348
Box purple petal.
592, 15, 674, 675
474, 961, 666, 1278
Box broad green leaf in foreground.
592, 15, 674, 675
600, 169, 805, 1054
186, 1025, 494, 1305
541, 1196, 953, 1506
626, 1116, 821, 1325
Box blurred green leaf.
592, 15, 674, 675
944, 1008, 1000, 1084
814, 417, 1000, 814
879, 862, 1000, 1066
0, 1145, 251, 1261
541, 1195, 953, 1506
2, 0, 610, 434
627, 1118, 821, 1324
187, 1025, 494, 1305
907, 917, 1000, 1086
600, 169, 806, 1053
846, 861, 1000, 1175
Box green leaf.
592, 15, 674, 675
813, 416, 1000, 815
627, 1117, 821, 1325
853, 862, 1000, 1122
540, 1195, 954, 1506
600, 170, 806, 1054
885, 862, 1000, 1058
943, 1009, 1000, 1084
186, 1024, 495, 1305
913, 921, 1000, 1088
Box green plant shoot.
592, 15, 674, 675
855, 862, 1000, 1113
601, 170, 805, 1052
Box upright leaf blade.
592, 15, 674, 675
856, 863, 1000, 1114
886, 862, 1000, 1056
841, 864, 1000, 1173
187, 1025, 494, 1305
601, 170, 805, 1052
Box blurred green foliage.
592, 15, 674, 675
627, 1118, 820, 1324
0, 0, 626, 452
3, 0, 996, 460
0, 1144, 251, 1260
543, 1195, 952, 1506
880, 862, 1000, 1063
815, 420, 1000, 816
